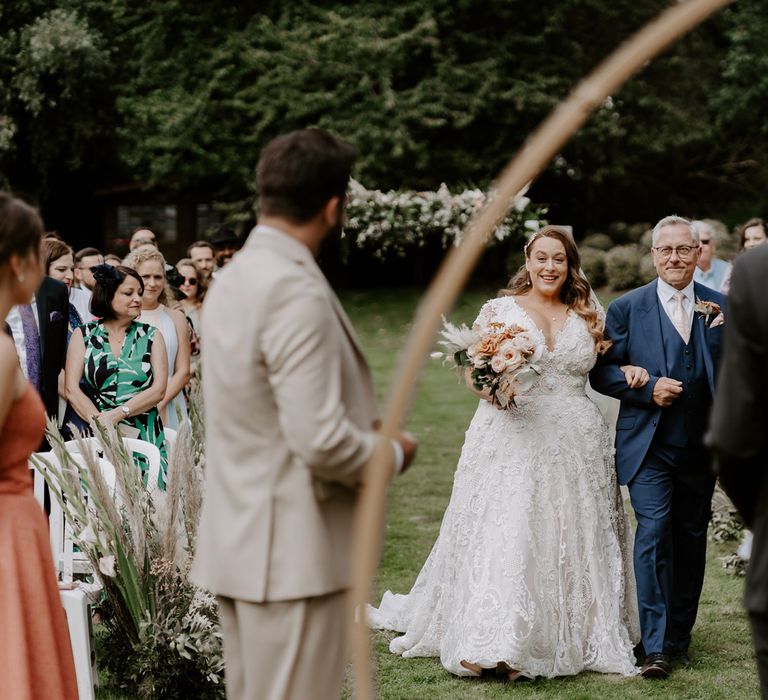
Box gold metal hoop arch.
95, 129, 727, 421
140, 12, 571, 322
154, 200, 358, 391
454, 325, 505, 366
349, 1, 733, 697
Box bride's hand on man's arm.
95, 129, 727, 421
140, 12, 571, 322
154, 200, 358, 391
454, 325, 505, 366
620, 364, 650, 389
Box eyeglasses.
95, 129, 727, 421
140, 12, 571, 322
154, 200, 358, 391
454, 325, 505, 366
652, 245, 698, 260
700, 239, 711, 245
181, 277, 198, 286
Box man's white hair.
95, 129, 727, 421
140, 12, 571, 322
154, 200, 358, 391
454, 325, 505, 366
651, 215, 698, 246
691, 220, 715, 242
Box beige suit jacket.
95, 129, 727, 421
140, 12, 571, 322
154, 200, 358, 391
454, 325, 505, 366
191, 226, 386, 602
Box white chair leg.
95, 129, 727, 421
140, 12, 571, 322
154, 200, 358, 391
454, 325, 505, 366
60, 588, 96, 700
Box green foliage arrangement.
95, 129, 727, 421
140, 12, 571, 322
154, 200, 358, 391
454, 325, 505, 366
32, 417, 224, 699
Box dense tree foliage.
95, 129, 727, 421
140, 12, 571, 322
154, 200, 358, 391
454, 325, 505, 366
0, 0, 765, 239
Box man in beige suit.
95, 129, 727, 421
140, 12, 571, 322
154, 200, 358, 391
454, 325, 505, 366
191, 129, 416, 700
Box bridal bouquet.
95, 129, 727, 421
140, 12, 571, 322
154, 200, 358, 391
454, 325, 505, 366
434, 318, 543, 407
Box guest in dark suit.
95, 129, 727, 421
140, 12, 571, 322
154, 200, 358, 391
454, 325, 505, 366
709, 244, 768, 698
6, 275, 69, 429
591, 215, 726, 678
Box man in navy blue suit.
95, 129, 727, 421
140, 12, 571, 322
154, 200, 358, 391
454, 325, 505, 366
591, 215, 725, 679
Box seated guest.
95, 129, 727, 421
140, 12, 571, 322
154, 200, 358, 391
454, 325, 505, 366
692, 220, 730, 292
123, 246, 191, 430
74, 246, 104, 291
187, 240, 216, 281
41, 236, 92, 435
65, 264, 169, 488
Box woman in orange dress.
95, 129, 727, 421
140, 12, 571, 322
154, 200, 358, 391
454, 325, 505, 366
0, 192, 78, 699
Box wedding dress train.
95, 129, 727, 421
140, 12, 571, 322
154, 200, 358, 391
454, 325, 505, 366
368, 296, 640, 678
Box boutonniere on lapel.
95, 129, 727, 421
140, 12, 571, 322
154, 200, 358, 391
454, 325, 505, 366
693, 298, 724, 328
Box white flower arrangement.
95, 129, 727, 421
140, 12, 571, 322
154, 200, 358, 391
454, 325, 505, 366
344, 180, 547, 259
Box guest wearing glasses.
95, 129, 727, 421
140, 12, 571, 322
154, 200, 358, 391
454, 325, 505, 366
175, 258, 206, 337
175, 258, 206, 394
692, 221, 731, 293
74, 246, 104, 292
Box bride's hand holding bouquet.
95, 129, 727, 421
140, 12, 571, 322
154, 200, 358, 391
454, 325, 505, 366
434, 318, 543, 408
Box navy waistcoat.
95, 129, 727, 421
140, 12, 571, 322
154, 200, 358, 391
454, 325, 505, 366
654, 305, 712, 448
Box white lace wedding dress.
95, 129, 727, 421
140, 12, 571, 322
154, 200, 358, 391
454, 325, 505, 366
368, 296, 640, 678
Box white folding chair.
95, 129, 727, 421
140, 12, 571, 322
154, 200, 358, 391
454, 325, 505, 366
122, 437, 163, 492
31, 454, 97, 700
66, 435, 163, 491
163, 427, 177, 457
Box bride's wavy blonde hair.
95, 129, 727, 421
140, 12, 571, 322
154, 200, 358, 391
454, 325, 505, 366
501, 226, 611, 354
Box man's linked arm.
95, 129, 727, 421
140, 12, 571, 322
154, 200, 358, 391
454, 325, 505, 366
589, 300, 658, 407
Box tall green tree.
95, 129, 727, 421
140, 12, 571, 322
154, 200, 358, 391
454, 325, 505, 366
0, 1, 765, 237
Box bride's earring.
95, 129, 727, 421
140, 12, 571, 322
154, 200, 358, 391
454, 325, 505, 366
17, 274, 25, 283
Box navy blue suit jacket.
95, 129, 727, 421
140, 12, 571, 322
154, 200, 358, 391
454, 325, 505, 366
590, 280, 725, 485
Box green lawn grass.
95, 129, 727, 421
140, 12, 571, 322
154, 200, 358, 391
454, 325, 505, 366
97, 287, 758, 699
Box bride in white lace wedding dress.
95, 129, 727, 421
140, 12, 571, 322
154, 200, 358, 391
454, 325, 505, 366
369, 228, 640, 680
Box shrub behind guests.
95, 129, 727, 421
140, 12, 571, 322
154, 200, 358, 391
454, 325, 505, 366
580, 247, 607, 288
605, 244, 643, 290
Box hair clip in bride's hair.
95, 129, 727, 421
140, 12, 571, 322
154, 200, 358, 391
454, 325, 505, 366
524, 230, 544, 255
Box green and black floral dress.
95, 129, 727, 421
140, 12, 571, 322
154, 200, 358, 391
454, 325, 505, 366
82, 320, 168, 489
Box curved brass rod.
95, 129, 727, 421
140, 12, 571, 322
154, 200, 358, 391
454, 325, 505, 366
348, 0, 733, 697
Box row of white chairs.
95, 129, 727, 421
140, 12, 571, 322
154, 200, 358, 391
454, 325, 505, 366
30, 427, 176, 700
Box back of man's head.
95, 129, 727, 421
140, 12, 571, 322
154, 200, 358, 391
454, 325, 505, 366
256, 129, 356, 224
75, 246, 102, 262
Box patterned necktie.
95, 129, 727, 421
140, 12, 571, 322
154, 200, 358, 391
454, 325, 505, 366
19, 303, 42, 390
670, 291, 690, 344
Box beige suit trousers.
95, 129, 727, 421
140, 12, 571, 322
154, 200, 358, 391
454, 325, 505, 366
217, 591, 347, 700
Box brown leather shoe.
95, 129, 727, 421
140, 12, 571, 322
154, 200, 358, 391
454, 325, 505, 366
641, 652, 671, 679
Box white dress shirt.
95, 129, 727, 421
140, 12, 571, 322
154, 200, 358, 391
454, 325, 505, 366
656, 278, 694, 332
69, 286, 93, 323
6, 299, 39, 379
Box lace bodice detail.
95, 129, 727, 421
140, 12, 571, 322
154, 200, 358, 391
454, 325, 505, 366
474, 296, 598, 398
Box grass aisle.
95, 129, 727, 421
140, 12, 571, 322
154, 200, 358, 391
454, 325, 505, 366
342, 288, 758, 700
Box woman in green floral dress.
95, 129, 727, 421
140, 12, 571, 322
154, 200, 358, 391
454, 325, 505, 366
65, 265, 169, 488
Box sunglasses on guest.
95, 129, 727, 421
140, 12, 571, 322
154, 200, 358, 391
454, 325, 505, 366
181, 277, 198, 286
